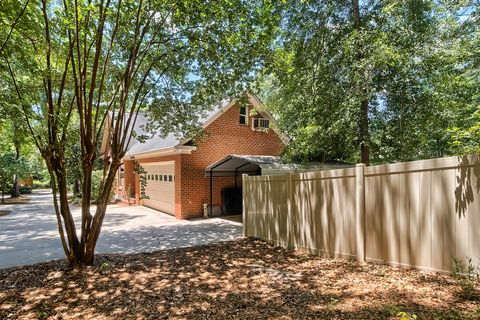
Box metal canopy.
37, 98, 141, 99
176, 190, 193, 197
205, 155, 281, 177
205, 154, 281, 217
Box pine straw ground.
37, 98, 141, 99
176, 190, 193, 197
1, 239, 479, 320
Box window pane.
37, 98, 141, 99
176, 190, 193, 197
239, 106, 247, 125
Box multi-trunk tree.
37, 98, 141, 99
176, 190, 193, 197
1, 0, 279, 266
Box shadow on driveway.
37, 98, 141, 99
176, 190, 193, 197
0, 189, 242, 268
96, 221, 242, 254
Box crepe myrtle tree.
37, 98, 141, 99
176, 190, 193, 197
2, 0, 280, 266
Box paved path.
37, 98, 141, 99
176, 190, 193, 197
0, 190, 242, 269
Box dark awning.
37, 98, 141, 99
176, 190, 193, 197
205, 154, 281, 177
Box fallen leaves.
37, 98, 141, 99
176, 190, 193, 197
0, 238, 478, 319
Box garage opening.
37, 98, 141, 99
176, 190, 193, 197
205, 155, 280, 217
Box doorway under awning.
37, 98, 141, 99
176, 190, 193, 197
205, 155, 281, 217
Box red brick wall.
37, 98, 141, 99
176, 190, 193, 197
180, 103, 284, 218
127, 102, 284, 219
123, 160, 136, 199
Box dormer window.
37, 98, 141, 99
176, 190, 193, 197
239, 106, 248, 125
252, 118, 270, 131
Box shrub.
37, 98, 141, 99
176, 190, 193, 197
19, 186, 32, 194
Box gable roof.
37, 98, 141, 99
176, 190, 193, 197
118, 93, 279, 158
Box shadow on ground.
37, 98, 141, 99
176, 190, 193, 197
0, 239, 478, 320
96, 221, 242, 254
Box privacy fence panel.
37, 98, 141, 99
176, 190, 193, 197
243, 155, 480, 272
243, 175, 289, 246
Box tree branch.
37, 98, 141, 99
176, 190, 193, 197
0, 0, 30, 55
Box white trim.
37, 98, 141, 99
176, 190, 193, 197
125, 145, 196, 160
140, 160, 175, 166
120, 92, 286, 160
239, 105, 248, 126
201, 100, 236, 128
202, 93, 271, 129
247, 93, 289, 144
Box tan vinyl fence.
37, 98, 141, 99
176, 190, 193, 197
243, 155, 480, 272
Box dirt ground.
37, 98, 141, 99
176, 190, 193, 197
0, 239, 479, 320
1, 195, 31, 205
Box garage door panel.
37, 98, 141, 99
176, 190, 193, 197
142, 162, 175, 215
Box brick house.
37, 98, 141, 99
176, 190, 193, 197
113, 94, 284, 219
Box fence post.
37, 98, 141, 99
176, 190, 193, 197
242, 174, 248, 238
355, 164, 366, 262
286, 172, 294, 248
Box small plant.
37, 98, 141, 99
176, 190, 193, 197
127, 184, 132, 205
452, 257, 479, 300
133, 159, 150, 200
397, 311, 417, 320
37, 310, 49, 319
99, 262, 110, 274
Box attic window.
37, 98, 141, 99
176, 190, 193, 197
239, 106, 248, 125
252, 118, 270, 131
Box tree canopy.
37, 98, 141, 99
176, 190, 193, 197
258, 0, 480, 164
1, 0, 280, 265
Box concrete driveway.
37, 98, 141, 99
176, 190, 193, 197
0, 189, 242, 269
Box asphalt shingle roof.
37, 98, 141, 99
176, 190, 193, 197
125, 99, 230, 156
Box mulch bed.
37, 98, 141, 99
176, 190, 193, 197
0, 238, 478, 320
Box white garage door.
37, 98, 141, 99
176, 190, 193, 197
142, 161, 175, 215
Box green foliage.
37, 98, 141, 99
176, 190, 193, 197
36, 310, 49, 320
0, 0, 280, 264
133, 160, 149, 200
259, 1, 480, 164
0, 151, 31, 201
397, 311, 418, 320
453, 257, 479, 300
32, 179, 51, 189
19, 185, 32, 194
90, 170, 104, 203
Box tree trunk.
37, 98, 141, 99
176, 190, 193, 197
73, 179, 80, 196
79, 159, 93, 262
352, 0, 370, 166
360, 99, 369, 165
1, 180, 5, 204
46, 150, 82, 266
11, 174, 20, 198
11, 144, 20, 198
83, 161, 120, 265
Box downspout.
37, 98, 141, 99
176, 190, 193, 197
209, 167, 213, 217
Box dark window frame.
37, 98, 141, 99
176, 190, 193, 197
239, 105, 248, 125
